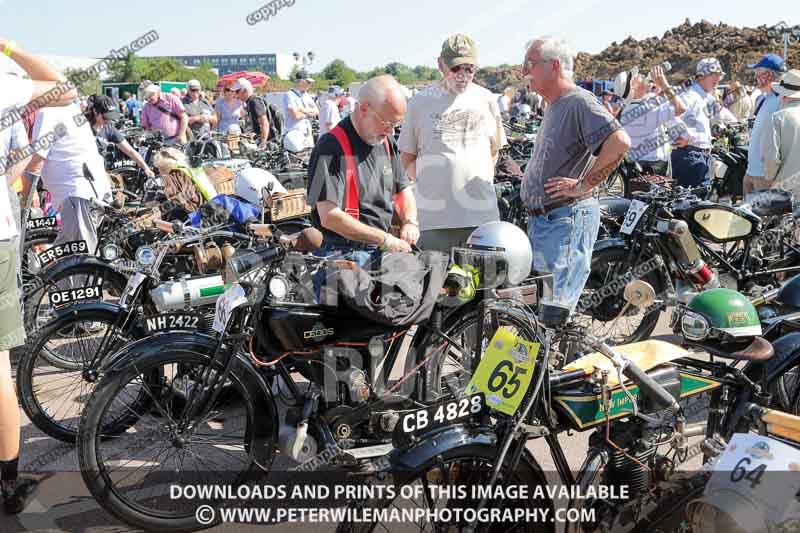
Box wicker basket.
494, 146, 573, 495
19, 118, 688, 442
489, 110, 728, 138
204, 166, 236, 196
630, 174, 673, 194
270, 189, 311, 222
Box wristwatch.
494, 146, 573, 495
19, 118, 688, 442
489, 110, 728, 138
402, 218, 419, 227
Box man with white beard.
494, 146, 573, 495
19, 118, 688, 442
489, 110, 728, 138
398, 33, 506, 253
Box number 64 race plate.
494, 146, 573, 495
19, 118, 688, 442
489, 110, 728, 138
465, 328, 540, 416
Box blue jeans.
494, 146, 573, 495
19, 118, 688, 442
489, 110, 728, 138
527, 198, 600, 312
671, 147, 711, 188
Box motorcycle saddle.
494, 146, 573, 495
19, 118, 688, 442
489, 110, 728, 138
598, 197, 631, 219
563, 339, 691, 386
687, 336, 774, 362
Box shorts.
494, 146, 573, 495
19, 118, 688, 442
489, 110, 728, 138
55, 197, 103, 254
0, 240, 25, 350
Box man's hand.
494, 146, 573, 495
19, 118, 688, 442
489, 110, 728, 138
673, 136, 689, 148
382, 234, 412, 253
651, 66, 670, 93
178, 134, 187, 145
399, 223, 420, 245
544, 177, 584, 199
144, 167, 155, 179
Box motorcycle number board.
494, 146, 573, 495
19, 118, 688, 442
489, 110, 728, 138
37, 240, 89, 267
397, 394, 485, 436
465, 328, 540, 416
620, 199, 648, 235
212, 284, 248, 333
705, 433, 800, 519
26, 216, 58, 231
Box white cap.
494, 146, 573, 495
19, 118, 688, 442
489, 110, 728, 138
187, 79, 201, 89
232, 78, 253, 92
142, 83, 159, 99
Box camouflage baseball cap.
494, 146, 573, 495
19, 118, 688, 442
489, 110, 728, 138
696, 58, 725, 78
441, 34, 478, 68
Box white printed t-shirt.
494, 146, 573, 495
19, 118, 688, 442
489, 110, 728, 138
398, 82, 507, 230
0, 74, 33, 239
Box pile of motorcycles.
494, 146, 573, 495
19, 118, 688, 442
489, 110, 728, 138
14, 116, 800, 533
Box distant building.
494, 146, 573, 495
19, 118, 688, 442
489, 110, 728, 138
154, 53, 296, 79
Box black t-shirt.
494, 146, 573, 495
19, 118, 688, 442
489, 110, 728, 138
307, 116, 411, 245
94, 123, 125, 152
244, 95, 268, 138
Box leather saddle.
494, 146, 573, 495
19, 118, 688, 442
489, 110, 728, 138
687, 336, 774, 362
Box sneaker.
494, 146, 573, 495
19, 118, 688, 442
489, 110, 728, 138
2, 477, 40, 514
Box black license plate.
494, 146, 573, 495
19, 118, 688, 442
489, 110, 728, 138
144, 312, 203, 334
397, 394, 485, 436
38, 241, 88, 267
48, 285, 103, 307
26, 216, 58, 231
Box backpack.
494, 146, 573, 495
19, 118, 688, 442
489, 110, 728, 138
250, 96, 284, 142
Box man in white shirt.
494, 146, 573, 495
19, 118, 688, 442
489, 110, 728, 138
0, 37, 78, 515
318, 86, 342, 137
670, 58, 723, 187
28, 103, 112, 253
282, 71, 319, 152
399, 34, 506, 252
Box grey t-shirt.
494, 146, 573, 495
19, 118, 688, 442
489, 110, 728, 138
521, 86, 620, 208
184, 99, 215, 137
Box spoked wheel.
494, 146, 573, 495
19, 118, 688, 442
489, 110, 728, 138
336, 445, 554, 533
21, 228, 59, 293
598, 171, 628, 198
79, 350, 260, 532
17, 309, 141, 442
429, 304, 539, 401
23, 261, 126, 339
575, 247, 663, 345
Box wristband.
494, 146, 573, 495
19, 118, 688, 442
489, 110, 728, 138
3, 41, 17, 58
379, 233, 391, 252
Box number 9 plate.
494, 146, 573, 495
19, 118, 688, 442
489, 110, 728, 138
465, 328, 540, 416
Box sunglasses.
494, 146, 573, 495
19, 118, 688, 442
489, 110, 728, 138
189, 88, 200, 92
450, 64, 476, 75
224, 88, 233, 92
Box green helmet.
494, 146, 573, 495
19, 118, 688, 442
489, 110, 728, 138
682, 288, 761, 342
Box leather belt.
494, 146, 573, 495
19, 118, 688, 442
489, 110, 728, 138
527, 193, 593, 217
677, 145, 712, 155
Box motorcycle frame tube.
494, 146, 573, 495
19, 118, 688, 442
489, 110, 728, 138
564, 446, 609, 533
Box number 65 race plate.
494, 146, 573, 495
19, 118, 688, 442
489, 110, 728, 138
465, 328, 540, 416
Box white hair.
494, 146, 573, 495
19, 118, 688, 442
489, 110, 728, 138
526, 36, 575, 80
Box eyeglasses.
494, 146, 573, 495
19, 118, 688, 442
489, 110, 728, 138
189, 88, 200, 92
369, 107, 402, 129
524, 58, 552, 72
224, 88, 232, 92
450, 64, 476, 75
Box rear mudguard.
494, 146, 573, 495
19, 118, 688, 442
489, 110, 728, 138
50, 300, 146, 338
593, 237, 629, 254
100, 331, 278, 468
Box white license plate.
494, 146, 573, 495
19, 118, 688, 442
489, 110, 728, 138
212, 284, 248, 333
620, 199, 648, 235
37, 240, 89, 267
397, 394, 485, 435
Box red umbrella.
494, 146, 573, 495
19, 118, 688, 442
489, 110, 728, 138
216, 71, 270, 89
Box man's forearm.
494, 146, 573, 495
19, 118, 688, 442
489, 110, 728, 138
5, 42, 65, 82
394, 187, 417, 223
179, 115, 188, 137
322, 209, 387, 245
400, 152, 417, 181
582, 131, 631, 190
120, 141, 149, 172
259, 117, 269, 143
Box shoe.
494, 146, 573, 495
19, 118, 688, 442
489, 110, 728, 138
2, 477, 40, 514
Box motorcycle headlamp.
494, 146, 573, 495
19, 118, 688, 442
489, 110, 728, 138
135, 246, 157, 268
101, 244, 120, 261
681, 310, 711, 341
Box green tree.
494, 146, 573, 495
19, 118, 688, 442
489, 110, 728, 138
321, 59, 358, 87
64, 67, 101, 96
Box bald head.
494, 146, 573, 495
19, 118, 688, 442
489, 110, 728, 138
352, 74, 407, 145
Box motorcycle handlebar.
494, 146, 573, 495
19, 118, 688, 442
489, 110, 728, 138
227, 245, 285, 278
622, 361, 680, 412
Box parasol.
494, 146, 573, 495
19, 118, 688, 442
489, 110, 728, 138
216, 71, 270, 89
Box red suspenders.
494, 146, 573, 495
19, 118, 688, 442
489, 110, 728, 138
329, 125, 391, 221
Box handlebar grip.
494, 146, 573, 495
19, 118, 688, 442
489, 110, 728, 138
227, 246, 284, 278
622, 363, 679, 412
153, 219, 175, 234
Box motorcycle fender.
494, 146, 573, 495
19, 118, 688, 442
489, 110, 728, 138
38, 254, 127, 288
758, 331, 800, 382
54, 301, 147, 338
100, 331, 278, 467
593, 238, 629, 254
389, 424, 498, 472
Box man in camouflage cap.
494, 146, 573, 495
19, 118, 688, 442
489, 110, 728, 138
398, 33, 506, 253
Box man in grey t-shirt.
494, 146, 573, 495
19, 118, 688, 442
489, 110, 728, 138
184, 80, 217, 138
521, 37, 631, 312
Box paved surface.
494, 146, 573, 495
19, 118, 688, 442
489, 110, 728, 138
3, 310, 708, 533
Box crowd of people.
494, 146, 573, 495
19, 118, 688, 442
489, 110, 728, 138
2, 28, 800, 517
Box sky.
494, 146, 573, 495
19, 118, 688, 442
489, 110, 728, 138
1, 0, 798, 72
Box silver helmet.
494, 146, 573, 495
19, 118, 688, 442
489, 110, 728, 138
464, 221, 532, 286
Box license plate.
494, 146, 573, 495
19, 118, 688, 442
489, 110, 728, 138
112, 160, 135, 169
48, 285, 102, 308
465, 328, 540, 416
620, 199, 648, 235
144, 312, 203, 334
26, 216, 58, 231
212, 284, 248, 333
37, 240, 89, 267
397, 394, 485, 435
120, 272, 146, 307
